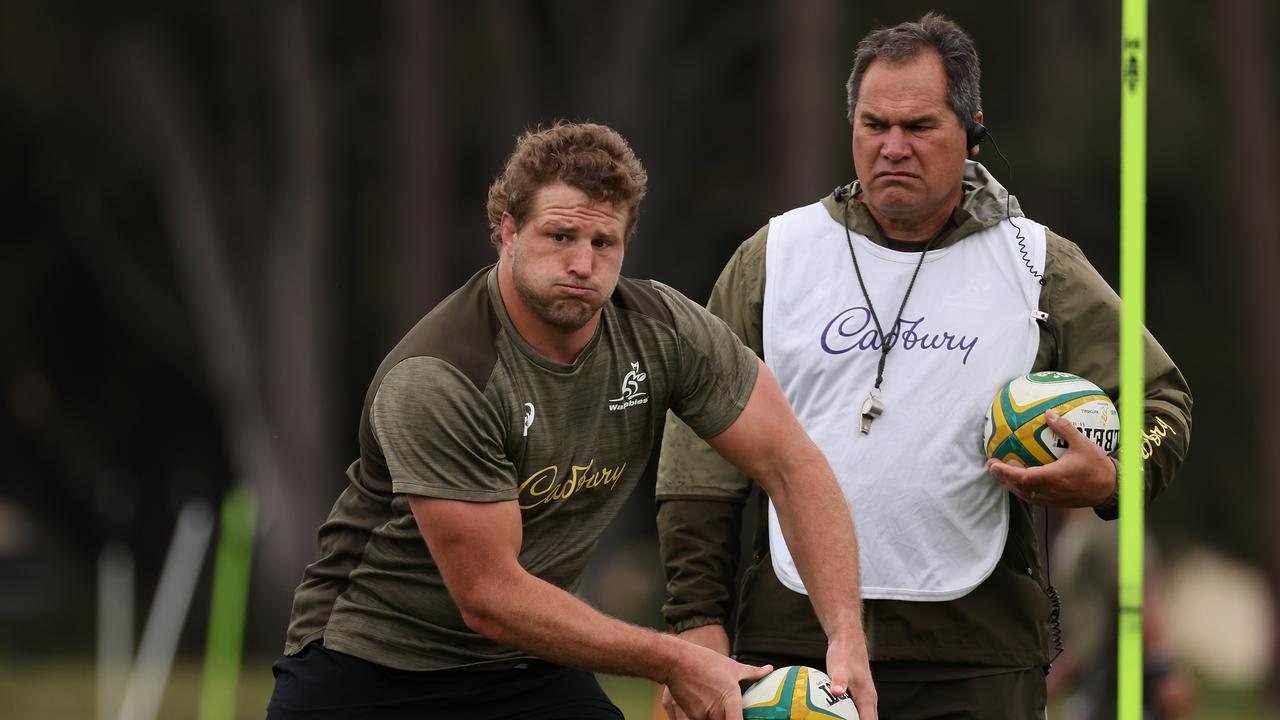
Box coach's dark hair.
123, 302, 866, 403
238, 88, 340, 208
485, 121, 648, 250
845, 12, 982, 132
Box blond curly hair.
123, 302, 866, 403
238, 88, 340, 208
485, 121, 648, 250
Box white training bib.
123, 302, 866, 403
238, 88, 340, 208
763, 201, 1045, 601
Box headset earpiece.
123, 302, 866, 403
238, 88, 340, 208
966, 123, 988, 156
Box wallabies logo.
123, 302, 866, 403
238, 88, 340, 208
607, 361, 649, 411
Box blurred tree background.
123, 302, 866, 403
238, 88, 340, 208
1, 0, 1277, 717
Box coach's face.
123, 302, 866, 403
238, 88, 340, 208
852, 50, 975, 240
501, 181, 626, 333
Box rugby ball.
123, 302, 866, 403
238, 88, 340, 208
984, 371, 1119, 467
742, 665, 858, 719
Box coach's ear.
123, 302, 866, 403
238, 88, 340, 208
966, 111, 986, 158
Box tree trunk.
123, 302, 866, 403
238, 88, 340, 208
771, 0, 843, 208
108, 1, 335, 641
386, 0, 457, 337
261, 0, 335, 626
1213, 0, 1280, 697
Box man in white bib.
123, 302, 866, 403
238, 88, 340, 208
654, 13, 1191, 720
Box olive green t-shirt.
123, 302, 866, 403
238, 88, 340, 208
284, 266, 758, 670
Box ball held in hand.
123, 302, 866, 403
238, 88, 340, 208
741, 665, 859, 719
984, 371, 1119, 467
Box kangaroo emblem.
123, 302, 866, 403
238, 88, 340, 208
609, 361, 648, 403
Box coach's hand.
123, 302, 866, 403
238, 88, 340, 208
661, 625, 732, 720
664, 640, 771, 720
826, 629, 879, 720
988, 410, 1117, 507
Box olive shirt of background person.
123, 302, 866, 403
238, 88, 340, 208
655, 178, 1192, 673
652, 20, 1192, 713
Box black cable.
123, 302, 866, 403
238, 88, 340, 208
984, 132, 1064, 671
1043, 507, 1065, 673
985, 132, 1045, 287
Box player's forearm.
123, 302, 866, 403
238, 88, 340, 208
457, 564, 685, 683
764, 452, 865, 643
702, 362, 866, 642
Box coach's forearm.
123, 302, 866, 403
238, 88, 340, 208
657, 497, 744, 630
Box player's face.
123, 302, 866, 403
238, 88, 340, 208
852, 50, 971, 238
504, 182, 627, 331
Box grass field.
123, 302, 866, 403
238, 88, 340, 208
0, 657, 666, 719
1, 657, 1274, 719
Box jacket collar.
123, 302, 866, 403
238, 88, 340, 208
822, 160, 1022, 249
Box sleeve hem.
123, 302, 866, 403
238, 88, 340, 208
1092, 457, 1121, 520
393, 484, 517, 502
655, 491, 751, 504
689, 349, 760, 440
671, 616, 727, 633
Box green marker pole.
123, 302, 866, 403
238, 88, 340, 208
199, 486, 257, 720
1119, 0, 1147, 717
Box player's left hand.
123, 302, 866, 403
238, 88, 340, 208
825, 631, 878, 720
988, 409, 1117, 507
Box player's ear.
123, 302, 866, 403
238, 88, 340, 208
500, 212, 518, 256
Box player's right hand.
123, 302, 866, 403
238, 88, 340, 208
664, 639, 771, 720
659, 625, 732, 720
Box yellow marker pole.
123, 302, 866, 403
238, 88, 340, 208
199, 486, 257, 720
1119, 0, 1147, 717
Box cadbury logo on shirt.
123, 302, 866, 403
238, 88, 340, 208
518, 460, 628, 510
820, 306, 979, 364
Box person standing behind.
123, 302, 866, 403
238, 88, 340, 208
266, 121, 876, 720
1049, 508, 1196, 719
655, 14, 1191, 720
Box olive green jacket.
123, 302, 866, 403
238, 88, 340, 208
655, 162, 1192, 672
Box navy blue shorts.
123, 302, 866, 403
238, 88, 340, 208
267, 643, 624, 719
